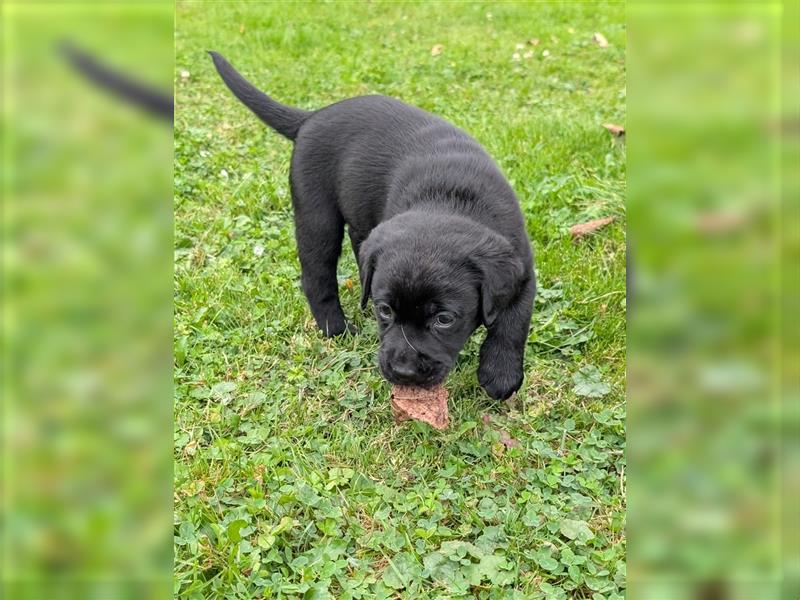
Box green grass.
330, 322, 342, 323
174, 2, 626, 598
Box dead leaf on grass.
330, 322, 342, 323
431, 44, 444, 56
214, 122, 234, 136
184, 439, 199, 456
481, 414, 520, 448
528, 38, 540, 46
391, 385, 449, 430
694, 210, 748, 235
593, 32, 610, 48
569, 216, 616, 239
499, 430, 521, 449
602, 123, 625, 137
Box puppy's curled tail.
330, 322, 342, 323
208, 51, 311, 140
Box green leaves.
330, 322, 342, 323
572, 364, 612, 398
174, 522, 199, 554
211, 381, 236, 398
535, 551, 561, 572
226, 519, 249, 543
522, 506, 543, 528
381, 552, 420, 590
540, 582, 569, 600
325, 467, 355, 489
423, 540, 516, 592
477, 497, 500, 520
559, 519, 595, 544
478, 554, 515, 586
560, 546, 587, 567
530, 285, 596, 356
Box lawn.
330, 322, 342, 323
174, 2, 626, 598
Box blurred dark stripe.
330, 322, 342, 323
58, 40, 173, 123
2, 3, 173, 598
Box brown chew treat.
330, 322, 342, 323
390, 385, 449, 430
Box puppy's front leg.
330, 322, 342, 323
294, 199, 353, 337
478, 279, 535, 400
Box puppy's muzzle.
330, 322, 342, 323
380, 348, 447, 387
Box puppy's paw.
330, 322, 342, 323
478, 357, 523, 400
319, 316, 357, 337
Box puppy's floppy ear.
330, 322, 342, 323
474, 234, 526, 327
358, 228, 385, 309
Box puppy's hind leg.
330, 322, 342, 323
292, 188, 353, 337
348, 228, 364, 264
478, 278, 535, 400
347, 228, 367, 304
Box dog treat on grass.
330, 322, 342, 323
391, 385, 449, 430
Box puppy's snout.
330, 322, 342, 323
385, 349, 428, 384
379, 334, 452, 388
390, 356, 418, 380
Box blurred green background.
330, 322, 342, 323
628, 2, 797, 599
2, 3, 173, 598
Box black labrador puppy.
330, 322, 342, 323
210, 52, 535, 400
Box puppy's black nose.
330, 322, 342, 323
390, 361, 417, 380
386, 350, 424, 383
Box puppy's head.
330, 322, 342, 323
359, 213, 524, 387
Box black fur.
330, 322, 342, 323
210, 52, 536, 400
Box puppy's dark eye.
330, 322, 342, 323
434, 312, 455, 328
376, 303, 394, 321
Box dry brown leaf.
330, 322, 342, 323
527, 38, 540, 46
593, 32, 610, 48
480, 413, 520, 448
694, 211, 748, 235
602, 123, 625, 137
391, 385, 449, 430
499, 430, 521, 448
430, 44, 444, 57
569, 216, 616, 239
183, 439, 199, 456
